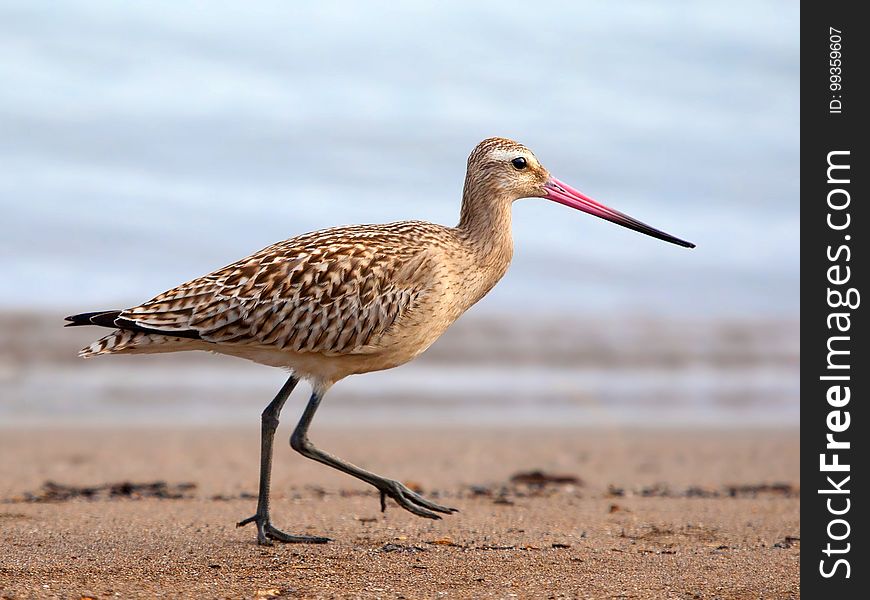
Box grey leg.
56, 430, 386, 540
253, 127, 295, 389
290, 388, 457, 520
237, 375, 331, 544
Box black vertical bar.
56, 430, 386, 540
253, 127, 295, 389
802, 3, 867, 595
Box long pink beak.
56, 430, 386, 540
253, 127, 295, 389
544, 177, 695, 248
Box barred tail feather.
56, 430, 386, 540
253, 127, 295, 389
80, 330, 135, 358
79, 330, 199, 358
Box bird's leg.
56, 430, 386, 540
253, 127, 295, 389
237, 375, 331, 545
290, 388, 457, 520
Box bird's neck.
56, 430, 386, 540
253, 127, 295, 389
457, 185, 514, 241
455, 188, 515, 287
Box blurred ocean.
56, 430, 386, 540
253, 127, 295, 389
1, 314, 798, 427
0, 2, 799, 427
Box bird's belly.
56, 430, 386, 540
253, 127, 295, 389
211, 314, 451, 384
335, 314, 454, 379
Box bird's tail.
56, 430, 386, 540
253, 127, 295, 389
65, 310, 196, 358
64, 310, 122, 358
79, 329, 141, 358
64, 310, 123, 328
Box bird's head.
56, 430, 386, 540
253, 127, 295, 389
464, 137, 695, 248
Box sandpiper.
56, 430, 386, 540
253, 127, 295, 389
67, 137, 694, 544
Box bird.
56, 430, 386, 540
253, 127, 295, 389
66, 137, 694, 545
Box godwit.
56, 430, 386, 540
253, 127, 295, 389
66, 137, 694, 544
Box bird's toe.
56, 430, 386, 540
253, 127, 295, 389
404, 489, 458, 514
237, 513, 330, 544
379, 480, 456, 519
265, 524, 331, 544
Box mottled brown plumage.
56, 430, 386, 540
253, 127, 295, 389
78, 137, 548, 385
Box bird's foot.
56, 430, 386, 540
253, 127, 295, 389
376, 480, 458, 519
236, 514, 331, 545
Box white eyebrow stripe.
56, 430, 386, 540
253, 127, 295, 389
489, 148, 522, 162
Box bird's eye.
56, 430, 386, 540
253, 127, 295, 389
511, 157, 527, 170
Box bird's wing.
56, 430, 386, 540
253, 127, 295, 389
118, 225, 438, 355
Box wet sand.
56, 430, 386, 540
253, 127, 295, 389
0, 427, 798, 599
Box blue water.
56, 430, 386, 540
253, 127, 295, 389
0, 1, 799, 319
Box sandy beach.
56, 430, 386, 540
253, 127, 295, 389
1, 312, 800, 598
0, 426, 799, 599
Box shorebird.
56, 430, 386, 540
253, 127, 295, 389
66, 137, 694, 545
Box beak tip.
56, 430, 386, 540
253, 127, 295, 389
548, 176, 696, 250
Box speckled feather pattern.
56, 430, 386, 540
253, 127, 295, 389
128, 222, 446, 352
